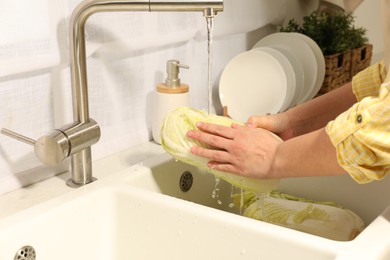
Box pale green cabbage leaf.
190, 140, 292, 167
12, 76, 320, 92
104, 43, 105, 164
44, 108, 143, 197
233, 190, 365, 241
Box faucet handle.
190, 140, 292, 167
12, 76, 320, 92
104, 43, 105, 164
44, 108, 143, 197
1, 119, 100, 167
1, 129, 36, 146
1, 128, 70, 166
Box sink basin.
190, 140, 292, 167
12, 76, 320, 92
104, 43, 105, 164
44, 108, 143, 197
0, 183, 336, 260
127, 153, 241, 215
125, 153, 390, 258
127, 153, 390, 226
0, 150, 390, 259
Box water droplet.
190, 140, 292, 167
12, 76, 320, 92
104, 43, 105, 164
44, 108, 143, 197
239, 188, 244, 214
217, 200, 222, 205
228, 203, 235, 208
211, 176, 221, 199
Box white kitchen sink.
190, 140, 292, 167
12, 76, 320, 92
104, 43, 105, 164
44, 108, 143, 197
0, 150, 389, 259
128, 153, 390, 226
0, 181, 336, 260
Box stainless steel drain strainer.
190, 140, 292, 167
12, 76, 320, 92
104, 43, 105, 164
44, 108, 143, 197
14, 245, 36, 260
179, 171, 193, 192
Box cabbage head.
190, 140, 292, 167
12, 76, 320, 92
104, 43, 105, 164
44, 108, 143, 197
160, 107, 280, 193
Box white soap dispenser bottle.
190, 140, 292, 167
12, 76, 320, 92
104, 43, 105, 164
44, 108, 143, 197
152, 59, 190, 144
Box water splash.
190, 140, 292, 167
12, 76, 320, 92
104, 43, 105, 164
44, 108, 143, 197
211, 176, 220, 199
257, 192, 270, 221
229, 186, 236, 208
239, 188, 244, 215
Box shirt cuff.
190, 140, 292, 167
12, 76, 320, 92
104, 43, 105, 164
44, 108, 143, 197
352, 61, 387, 101
326, 86, 390, 183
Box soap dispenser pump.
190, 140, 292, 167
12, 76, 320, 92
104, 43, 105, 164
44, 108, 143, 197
152, 59, 190, 144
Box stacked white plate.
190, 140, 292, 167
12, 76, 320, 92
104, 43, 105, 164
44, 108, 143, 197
219, 32, 325, 123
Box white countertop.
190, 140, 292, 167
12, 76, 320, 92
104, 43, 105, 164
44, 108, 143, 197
0, 142, 165, 219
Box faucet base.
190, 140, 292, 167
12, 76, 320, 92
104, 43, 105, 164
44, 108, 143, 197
66, 177, 97, 188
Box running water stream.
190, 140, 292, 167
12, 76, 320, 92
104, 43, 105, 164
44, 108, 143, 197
205, 15, 266, 215
206, 15, 225, 206
206, 16, 214, 114
205, 15, 270, 217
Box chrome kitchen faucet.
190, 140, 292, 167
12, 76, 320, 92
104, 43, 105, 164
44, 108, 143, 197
1, 0, 223, 187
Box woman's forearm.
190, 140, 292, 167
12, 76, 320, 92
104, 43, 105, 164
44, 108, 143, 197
285, 82, 357, 136
271, 128, 346, 178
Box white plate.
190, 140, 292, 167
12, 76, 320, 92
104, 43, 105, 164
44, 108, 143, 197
253, 47, 297, 112
261, 45, 305, 108
219, 48, 295, 122
253, 32, 318, 104
291, 32, 325, 100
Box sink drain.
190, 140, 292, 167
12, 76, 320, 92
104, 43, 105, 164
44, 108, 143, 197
14, 246, 36, 260
179, 171, 193, 192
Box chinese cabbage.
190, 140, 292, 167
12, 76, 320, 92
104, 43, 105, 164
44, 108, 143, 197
160, 107, 280, 193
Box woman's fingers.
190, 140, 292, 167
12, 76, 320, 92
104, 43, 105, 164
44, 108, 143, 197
195, 122, 235, 139
190, 145, 232, 163
207, 161, 241, 174
187, 122, 238, 151
247, 115, 279, 131
188, 130, 229, 150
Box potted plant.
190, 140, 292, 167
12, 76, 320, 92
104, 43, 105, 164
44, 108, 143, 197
281, 10, 372, 94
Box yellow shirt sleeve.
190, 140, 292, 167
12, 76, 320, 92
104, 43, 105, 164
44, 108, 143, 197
326, 61, 389, 183
352, 61, 388, 101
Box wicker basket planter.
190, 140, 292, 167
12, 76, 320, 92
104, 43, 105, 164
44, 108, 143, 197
318, 44, 373, 95
350, 44, 373, 77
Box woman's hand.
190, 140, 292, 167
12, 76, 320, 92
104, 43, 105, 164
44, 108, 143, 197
246, 113, 294, 140
246, 82, 357, 141
187, 122, 283, 179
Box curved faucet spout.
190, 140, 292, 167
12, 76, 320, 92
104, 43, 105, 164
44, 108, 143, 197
69, 0, 223, 123
67, 0, 223, 187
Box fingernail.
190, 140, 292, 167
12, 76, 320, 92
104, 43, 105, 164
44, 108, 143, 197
196, 122, 202, 128
207, 162, 215, 169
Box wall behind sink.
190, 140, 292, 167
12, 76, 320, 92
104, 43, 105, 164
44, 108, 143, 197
0, 0, 384, 195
